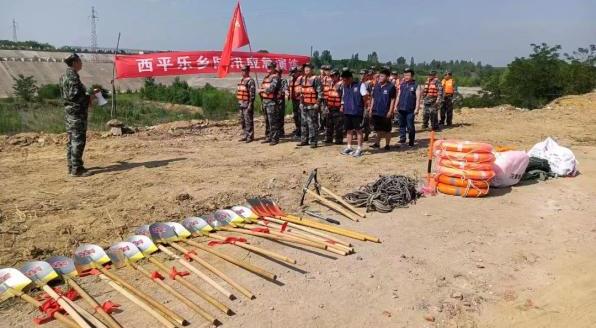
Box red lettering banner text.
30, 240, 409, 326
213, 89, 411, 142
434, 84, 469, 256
115, 51, 310, 79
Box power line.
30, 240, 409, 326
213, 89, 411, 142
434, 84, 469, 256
90, 6, 98, 53
12, 18, 18, 42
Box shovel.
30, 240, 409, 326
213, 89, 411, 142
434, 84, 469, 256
74, 243, 186, 327
19, 261, 94, 328
149, 223, 256, 300
108, 242, 217, 325
125, 235, 233, 316
47, 256, 122, 328
0, 267, 79, 328
183, 216, 298, 265
249, 198, 381, 242
134, 225, 235, 300
231, 207, 354, 254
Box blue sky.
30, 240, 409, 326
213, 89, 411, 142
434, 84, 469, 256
1, 0, 595, 66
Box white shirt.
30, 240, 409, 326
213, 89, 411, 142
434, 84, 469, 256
359, 83, 368, 96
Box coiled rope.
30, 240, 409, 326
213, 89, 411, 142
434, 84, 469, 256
343, 175, 421, 213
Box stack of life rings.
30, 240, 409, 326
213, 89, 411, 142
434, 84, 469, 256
433, 140, 495, 197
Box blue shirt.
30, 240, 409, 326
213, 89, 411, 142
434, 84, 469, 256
342, 82, 365, 116
397, 80, 418, 112
371, 82, 396, 117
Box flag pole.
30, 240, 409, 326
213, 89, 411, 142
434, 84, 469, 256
111, 32, 121, 118
247, 43, 260, 87
240, 1, 259, 87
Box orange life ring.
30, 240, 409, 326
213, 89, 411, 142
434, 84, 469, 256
436, 174, 490, 189
438, 166, 496, 180
439, 159, 494, 171
439, 150, 495, 163
437, 183, 489, 197
440, 140, 493, 153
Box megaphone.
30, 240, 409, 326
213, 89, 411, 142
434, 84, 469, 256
94, 91, 108, 106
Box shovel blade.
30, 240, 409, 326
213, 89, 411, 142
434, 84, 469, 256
109, 242, 144, 262
182, 217, 213, 234
127, 235, 159, 256
47, 256, 78, 277
19, 261, 59, 286
0, 268, 32, 301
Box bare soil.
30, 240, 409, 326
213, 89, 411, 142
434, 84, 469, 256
1, 93, 595, 328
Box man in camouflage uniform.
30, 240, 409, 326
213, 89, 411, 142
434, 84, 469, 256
297, 63, 323, 148
60, 53, 91, 177
421, 70, 444, 131
319, 64, 332, 132
259, 62, 282, 145
288, 66, 303, 139
236, 65, 256, 142
277, 67, 288, 138
324, 69, 344, 144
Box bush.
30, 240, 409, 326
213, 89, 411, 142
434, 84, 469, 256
37, 84, 61, 100
12, 74, 38, 102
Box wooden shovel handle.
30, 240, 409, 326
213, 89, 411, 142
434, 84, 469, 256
283, 215, 380, 242
305, 189, 361, 221
320, 185, 367, 218
41, 284, 92, 328
208, 234, 297, 264
61, 295, 108, 328
98, 267, 186, 326
147, 256, 233, 315
96, 274, 176, 328
183, 239, 277, 281
131, 262, 217, 325
19, 293, 79, 328
220, 227, 325, 250
262, 216, 352, 247
168, 242, 256, 300
66, 278, 123, 328
157, 244, 235, 300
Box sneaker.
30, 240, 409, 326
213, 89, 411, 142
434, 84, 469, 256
239, 137, 247, 142
310, 142, 318, 149
341, 147, 353, 155
351, 149, 363, 157
245, 138, 253, 143
261, 139, 271, 144
384, 145, 390, 151
297, 142, 309, 147
408, 142, 415, 148
270, 140, 279, 146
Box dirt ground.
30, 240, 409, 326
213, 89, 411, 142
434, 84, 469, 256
1, 92, 595, 328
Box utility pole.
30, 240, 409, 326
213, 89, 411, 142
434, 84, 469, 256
12, 18, 18, 42
90, 7, 98, 53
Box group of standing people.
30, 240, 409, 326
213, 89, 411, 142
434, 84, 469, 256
236, 62, 458, 157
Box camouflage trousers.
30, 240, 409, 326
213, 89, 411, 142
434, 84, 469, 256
65, 106, 88, 171
325, 109, 344, 143
300, 104, 319, 144
422, 98, 440, 130
264, 100, 281, 142
238, 102, 254, 140
292, 99, 301, 136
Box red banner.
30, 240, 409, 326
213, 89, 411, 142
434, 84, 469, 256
115, 51, 310, 79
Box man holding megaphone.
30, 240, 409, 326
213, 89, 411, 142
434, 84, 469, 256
59, 53, 103, 177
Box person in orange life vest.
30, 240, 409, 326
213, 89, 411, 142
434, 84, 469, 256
324, 69, 344, 144
276, 67, 288, 137
395, 68, 422, 147
288, 66, 303, 139
421, 70, 444, 131
320, 64, 333, 133
297, 62, 323, 148
340, 70, 368, 157
236, 65, 256, 143
258, 61, 282, 145
440, 71, 457, 126
368, 68, 397, 150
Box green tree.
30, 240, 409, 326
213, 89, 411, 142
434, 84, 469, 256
367, 51, 379, 64
396, 56, 406, 65
501, 43, 564, 108
311, 50, 321, 67
320, 50, 332, 65
12, 74, 38, 102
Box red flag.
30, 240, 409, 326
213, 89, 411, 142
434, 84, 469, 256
217, 2, 250, 78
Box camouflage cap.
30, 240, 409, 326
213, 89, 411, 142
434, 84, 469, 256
359, 69, 367, 75
321, 64, 331, 70
303, 62, 313, 68
330, 69, 340, 76
267, 61, 277, 69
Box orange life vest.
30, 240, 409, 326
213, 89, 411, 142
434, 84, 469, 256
291, 75, 302, 101
326, 81, 342, 109
236, 77, 251, 102
424, 78, 439, 97
442, 78, 455, 95
301, 75, 318, 105
322, 76, 334, 101
260, 74, 276, 100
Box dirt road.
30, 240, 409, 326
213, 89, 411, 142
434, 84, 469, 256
1, 93, 595, 327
